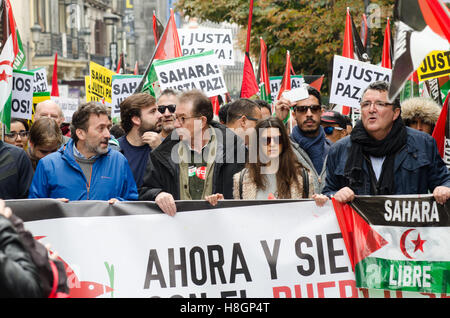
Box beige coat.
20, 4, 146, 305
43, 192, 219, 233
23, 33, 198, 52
232, 168, 315, 200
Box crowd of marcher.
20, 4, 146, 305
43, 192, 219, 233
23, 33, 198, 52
2, 80, 450, 297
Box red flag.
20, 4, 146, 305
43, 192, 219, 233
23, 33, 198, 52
154, 9, 182, 61
258, 37, 271, 103
51, 52, 59, 97
134, 61, 139, 75
432, 92, 450, 158
381, 18, 392, 69
360, 13, 368, 48
240, 0, 258, 98
424, 0, 450, 42
209, 96, 220, 116
116, 53, 123, 74
308, 75, 324, 92
276, 51, 292, 101
332, 198, 388, 271
341, 8, 354, 115
153, 11, 164, 46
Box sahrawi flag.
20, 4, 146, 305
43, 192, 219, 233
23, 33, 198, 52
0, 0, 20, 130
333, 195, 450, 294
388, 0, 450, 101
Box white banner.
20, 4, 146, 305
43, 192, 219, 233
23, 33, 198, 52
330, 55, 392, 109
51, 96, 79, 123
269, 76, 305, 102
154, 51, 227, 98
32, 67, 49, 93
11, 70, 34, 120
111, 75, 143, 119
178, 28, 234, 66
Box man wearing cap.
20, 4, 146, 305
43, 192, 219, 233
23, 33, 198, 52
321, 110, 348, 144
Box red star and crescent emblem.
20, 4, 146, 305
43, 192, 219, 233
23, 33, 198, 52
400, 229, 426, 259
0, 69, 12, 82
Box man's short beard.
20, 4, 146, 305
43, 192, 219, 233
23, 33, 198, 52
299, 125, 320, 137
139, 124, 161, 135
85, 139, 109, 156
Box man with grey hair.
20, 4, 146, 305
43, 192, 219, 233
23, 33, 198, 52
34, 99, 70, 143
28, 102, 138, 202
323, 81, 450, 204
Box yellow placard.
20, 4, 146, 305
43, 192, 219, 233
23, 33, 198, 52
89, 61, 115, 104
32, 92, 51, 122
417, 50, 450, 82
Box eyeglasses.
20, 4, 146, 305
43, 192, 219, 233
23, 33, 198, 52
158, 104, 176, 114
5, 131, 29, 140
174, 115, 201, 124
323, 126, 344, 135
243, 115, 259, 122
360, 100, 393, 109
260, 135, 281, 145
293, 105, 322, 113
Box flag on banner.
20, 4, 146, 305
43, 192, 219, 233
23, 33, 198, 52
257, 37, 271, 104
333, 195, 450, 294
51, 52, 59, 97
153, 11, 164, 46
381, 18, 393, 69
388, 0, 450, 101
431, 91, 450, 159
139, 9, 182, 95
0, 0, 20, 130
240, 0, 259, 98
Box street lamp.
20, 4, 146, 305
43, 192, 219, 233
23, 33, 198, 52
30, 23, 42, 53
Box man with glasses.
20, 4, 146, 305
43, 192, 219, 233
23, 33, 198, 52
118, 93, 162, 187
157, 89, 179, 142
276, 85, 331, 193
226, 98, 262, 147
321, 110, 348, 144
323, 81, 450, 205
139, 90, 246, 216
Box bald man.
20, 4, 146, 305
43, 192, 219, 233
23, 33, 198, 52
34, 100, 70, 143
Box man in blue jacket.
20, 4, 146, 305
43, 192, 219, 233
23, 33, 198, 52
323, 81, 450, 204
29, 102, 138, 202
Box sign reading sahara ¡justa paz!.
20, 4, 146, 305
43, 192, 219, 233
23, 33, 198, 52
10, 198, 449, 298
417, 51, 450, 82
11, 69, 34, 120
333, 195, 450, 295
89, 61, 115, 104
269, 76, 305, 102
111, 75, 143, 119
153, 50, 228, 98
178, 28, 234, 66
31, 67, 49, 93
330, 55, 392, 109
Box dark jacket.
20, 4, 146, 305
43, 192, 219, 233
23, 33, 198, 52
0, 215, 43, 298
322, 127, 450, 196
139, 122, 246, 201
0, 141, 34, 199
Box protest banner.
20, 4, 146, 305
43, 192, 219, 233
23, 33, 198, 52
11, 69, 34, 120
178, 28, 234, 66
417, 51, 450, 82
330, 55, 392, 109
269, 76, 304, 102
89, 61, 115, 104
111, 74, 143, 118
51, 96, 79, 123
31, 67, 49, 93
9, 198, 447, 299
333, 195, 450, 295
152, 50, 228, 98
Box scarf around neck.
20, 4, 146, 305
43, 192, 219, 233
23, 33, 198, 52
344, 117, 407, 195
291, 125, 327, 174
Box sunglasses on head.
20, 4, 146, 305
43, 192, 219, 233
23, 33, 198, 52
158, 104, 176, 114
323, 126, 344, 135
293, 105, 322, 113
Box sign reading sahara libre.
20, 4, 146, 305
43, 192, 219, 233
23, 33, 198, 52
330, 55, 392, 109
153, 50, 227, 98
333, 195, 450, 295
178, 28, 234, 66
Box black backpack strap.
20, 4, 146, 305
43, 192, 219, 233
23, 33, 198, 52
301, 168, 309, 198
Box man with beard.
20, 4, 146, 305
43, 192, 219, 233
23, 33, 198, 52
118, 93, 163, 187
28, 102, 138, 202
156, 89, 179, 142
275, 85, 331, 193
323, 81, 450, 204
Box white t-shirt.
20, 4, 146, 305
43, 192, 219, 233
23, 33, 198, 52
370, 156, 386, 181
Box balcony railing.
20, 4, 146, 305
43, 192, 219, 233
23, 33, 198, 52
35, 33, 85, 60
